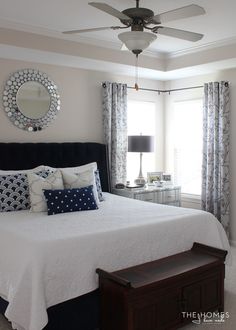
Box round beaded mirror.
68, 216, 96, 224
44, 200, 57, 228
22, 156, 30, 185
2, 69, 61, 131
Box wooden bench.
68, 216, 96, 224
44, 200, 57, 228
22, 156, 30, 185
96, 242, 227, 330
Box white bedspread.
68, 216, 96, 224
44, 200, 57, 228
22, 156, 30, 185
0, 193, 230, 330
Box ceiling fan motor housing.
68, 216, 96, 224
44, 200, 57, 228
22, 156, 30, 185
121, 8, 154, 24
119, 6, 157, 55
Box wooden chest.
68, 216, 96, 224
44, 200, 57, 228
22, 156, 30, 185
96, 242, 227, 330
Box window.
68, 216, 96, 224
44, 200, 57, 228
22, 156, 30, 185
127, 101, 156, 183
172, 99, 203, 195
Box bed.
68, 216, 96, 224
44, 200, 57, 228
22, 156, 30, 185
0, 142, 230, 330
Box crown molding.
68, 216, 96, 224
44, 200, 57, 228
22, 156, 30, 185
1, 18, 236, 62
1, 43, 236, 82
0, 18, 165, 59
0, 43, 168, 80
168, 36, 236, 58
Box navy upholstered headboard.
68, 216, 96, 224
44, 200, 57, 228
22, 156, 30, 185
0, 142, 110, 192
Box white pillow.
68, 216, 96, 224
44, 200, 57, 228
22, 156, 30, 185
62, 162, 97, 173
0, 165, 45, 175
28, 169, 64, 212
61, 168, 99, 205
47, 162, 97, 174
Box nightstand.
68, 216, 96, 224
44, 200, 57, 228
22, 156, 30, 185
112, 186, 181, 206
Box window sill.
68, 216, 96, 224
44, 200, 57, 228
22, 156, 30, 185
181, 193, 201, 203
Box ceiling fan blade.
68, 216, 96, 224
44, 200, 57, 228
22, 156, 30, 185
151, 4, 205, 24
63, 26, 121, 34
157, 27, 203, 42
89, 2, 132, 21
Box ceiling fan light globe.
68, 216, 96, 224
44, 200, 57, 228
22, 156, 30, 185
118, 31, 157, 53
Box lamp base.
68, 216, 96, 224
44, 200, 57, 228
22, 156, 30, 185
134, 177, 146, 186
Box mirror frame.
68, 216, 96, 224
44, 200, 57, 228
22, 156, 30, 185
2, 69, 60, 131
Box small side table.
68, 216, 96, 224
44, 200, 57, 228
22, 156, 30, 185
112, 185, 181, 206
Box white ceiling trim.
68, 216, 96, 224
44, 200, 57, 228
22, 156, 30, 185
0, 18, 164, 59
1, 43, 236, 82
0, 43, 166, 80
1, 16, 236, 60
169, 36, 236, 58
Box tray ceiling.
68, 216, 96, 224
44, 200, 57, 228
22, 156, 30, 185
0, 0, 236, 55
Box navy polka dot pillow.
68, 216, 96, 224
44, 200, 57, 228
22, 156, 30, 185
43, 185, 99, 215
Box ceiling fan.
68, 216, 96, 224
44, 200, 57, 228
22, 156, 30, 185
63, 0, 205, 54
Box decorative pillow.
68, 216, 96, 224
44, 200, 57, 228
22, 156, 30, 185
36, 168, 54, 179
45, 163, 104, 201
0, 173, 30, 212
0, 168, 56, 213
28, 169, 64, 212
0, 165, 45, 175
94, 169, 104, 202
46, 162, 97, 174
44, 186, 98, 215
61, 168, 100, 205
60, 162, 97, 173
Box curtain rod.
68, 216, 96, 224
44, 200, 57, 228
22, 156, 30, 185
102, 82, 229, 94
127, 85, 204, 94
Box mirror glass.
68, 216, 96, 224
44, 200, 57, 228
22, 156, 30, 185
16, 81, 51, 119
3, 69, 60, 131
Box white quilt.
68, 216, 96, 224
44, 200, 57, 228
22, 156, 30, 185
0, 193, 230, 330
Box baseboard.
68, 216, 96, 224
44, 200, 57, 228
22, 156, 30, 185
230, 240, 236, 247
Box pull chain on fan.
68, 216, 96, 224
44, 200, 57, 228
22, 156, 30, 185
135, 54, 139, 91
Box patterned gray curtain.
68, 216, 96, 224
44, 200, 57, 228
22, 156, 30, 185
202, 81, 230, 235
102, 82, 127, 188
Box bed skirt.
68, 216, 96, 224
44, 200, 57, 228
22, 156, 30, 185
0, 289, 100, 330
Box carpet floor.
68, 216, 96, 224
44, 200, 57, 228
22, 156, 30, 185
0, 247, 235, 330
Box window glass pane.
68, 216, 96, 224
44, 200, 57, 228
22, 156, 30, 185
173, 99, 203, 195
127, 101, 156, 183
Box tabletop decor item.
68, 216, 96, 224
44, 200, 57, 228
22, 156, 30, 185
147, 171, 163, 185
162, 173, 173, 186
128, 134, 154, 186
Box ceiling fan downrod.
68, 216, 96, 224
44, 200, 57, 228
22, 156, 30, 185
136, 0, 140, 8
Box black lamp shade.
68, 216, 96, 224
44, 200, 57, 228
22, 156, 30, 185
128, 135, 154, 153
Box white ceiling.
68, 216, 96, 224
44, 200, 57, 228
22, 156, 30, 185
1, 0, 236, 55
0, 0, 236, 80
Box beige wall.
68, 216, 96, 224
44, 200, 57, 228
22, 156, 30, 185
164, 68, 236, 244
0, 57, 164, 168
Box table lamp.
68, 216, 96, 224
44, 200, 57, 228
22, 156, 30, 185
128, 135, 154, 185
